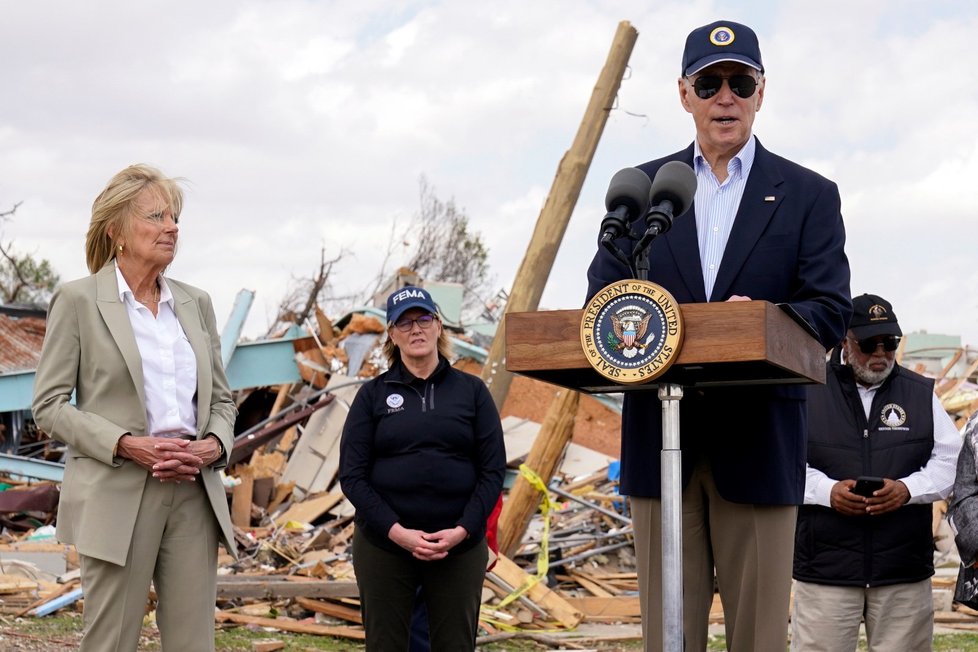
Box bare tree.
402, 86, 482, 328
267, 244, 348, 335
271, 177, 495, 332
0, 203, 60, 307
391, 177, 495, 319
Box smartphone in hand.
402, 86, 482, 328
853, 476, 885, 497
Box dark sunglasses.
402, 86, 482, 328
393, 314, 436, 332
691, 74, 758, 100
849, 335, 901, 354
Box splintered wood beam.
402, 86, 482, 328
481, 21, 639, 410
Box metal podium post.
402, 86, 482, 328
659, 382, 684, 652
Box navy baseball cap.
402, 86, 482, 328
849, 293, 902, 339
682, 20, 764, 77
386, 286, 439, 324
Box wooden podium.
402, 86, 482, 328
504, 300, 825, 652
506, 300, 825, 392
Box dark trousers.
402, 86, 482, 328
352, 528, 487, 651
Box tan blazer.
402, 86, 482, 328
32, 263, 237, 566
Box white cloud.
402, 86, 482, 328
1, 0, 977, 347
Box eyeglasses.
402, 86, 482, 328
690, 74, 758, 100
848, 335, 901, 354
393, 314, 436, 332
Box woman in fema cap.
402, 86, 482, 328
339, 285, 506, 649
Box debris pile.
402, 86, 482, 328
1, 306, 976, 648
0, 308, 640, 647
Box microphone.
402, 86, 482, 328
644, 161, 697, 236
599, 168, 652, 244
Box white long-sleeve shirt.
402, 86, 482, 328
804, 379, 961, 507
115, 264, 198, 437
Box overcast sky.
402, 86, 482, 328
1, 0, 975, 347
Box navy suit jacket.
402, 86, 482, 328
586, 139, 852, 504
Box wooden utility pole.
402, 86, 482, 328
480, 21, 639, 409
497, 388, 580, 558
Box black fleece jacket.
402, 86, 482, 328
339, 357, 506, 555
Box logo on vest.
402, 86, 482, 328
386, 393, 405, 413
880, 403, 907, 429
581, 280, 684, 384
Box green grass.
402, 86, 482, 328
6, 615, 978, 651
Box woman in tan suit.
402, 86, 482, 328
32, 164, 237, 652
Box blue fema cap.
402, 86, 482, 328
682, 20, 764, 77
386, 285, 439, 324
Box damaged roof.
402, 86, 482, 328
0, 306, 46, 374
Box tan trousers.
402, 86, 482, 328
790, 579, 933, 652
79, 475, 219, 652
632, 462, 798, 652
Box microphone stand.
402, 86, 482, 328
600, 206, 637, 274
629, 205, 684, 652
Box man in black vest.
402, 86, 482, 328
791, 293, 961, 651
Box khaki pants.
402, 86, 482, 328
790, 579, 933, 652
632, 462, 797, 652
79, 476, 219, 652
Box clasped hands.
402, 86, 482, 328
117, 434, 222, 483
830, 478, 910, 516
388, 523, 468, 561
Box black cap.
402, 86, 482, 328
849, 293, 902, 339
682, 20, 764, 77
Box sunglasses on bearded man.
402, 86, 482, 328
848, 335, 901, 355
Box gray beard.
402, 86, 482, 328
850, 356, 894, 386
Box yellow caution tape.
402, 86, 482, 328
497, 463, 553, 609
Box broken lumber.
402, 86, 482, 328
565, 595, 641, 621
294, 596, 363, 624
273, 489, 344, 527
231, 466, 255, 528
214, 611, 365, 640
491, 554, 582, 628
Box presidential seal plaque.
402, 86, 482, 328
581, 280, 684, 384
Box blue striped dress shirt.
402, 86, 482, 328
693, 135, 756, 300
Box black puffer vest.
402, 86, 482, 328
794, 362, 935, 587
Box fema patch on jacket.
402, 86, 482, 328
386, 393, 405, 413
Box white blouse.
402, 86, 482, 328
115, 264, 198, 437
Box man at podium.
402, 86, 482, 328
585, 20, 852, 652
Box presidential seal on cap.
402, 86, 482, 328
581, 280, 684, 384
682, 20, 764, 76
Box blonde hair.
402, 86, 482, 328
382, 316, 453, 367
84, 164, 185, 274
